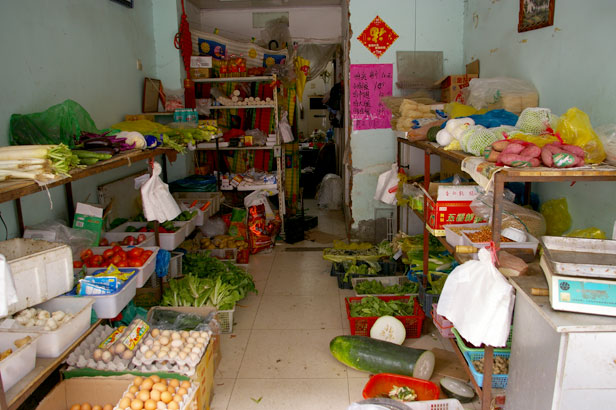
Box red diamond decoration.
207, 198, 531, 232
357, 16, 399, 59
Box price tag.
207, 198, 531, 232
393, 249, 403, 260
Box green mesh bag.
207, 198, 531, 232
515, 108, 559, 135
460, 125, 502, 156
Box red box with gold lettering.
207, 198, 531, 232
424, 183, 484, 236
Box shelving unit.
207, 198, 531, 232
0, 148, 177, 409
396, 137, 616, 410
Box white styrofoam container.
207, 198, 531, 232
111, 222, 187, 251
0, 239, 73, 317
101, 231, 155, 247
73, 246, 159, 288
83, 271, 138, 319
462, 230, 539, 255
0, 331, 39, 391
443, 223, 488, 247
2, 296, 94, 358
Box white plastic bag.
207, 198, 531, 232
244, 189, 275, 220
437, 248, 514, 347
278, 111, 294, 143
374, 164, 398, 205
596, 124, 616, 166
317, 174, 343, 209
466, 77, 538, 112
140, 162, 181, 223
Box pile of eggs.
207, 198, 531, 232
116, 375, 192, 410
69, 403, 113, 410
14, 308, 73, 331
134, 329, 210, 367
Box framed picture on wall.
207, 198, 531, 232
110, 0, 133, 8
518, 0, 555, 32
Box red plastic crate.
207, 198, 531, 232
345, 295, 425, 339
432, 303, 454, 338
363, 373, 440, 401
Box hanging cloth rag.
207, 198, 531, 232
141, 162, 181, 223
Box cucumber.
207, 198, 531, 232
329, 335, 435, 380
439, 376, 475, 403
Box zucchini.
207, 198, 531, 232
329, 335, 435, 380
439, 376, 475, 403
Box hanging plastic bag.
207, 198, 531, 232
374, 164, 399, 205
437, 248, 515, 347
317, 174, 343, 210
278, 111, 294, 143
140, 162, 181, 223
540, 198, 572, 236
556, 107, 606, 164
566, 227, 606, 239
595, 124, 616, 166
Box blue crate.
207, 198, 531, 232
463, 349, 510, 389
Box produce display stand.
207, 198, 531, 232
0, 319, 102, 410
396, 137, 616, 410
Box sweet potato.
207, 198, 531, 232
541, 146, 554, 167
501, 143, 525, 155
561, 144, 586, 158
519, 144, 541, 158
491, 140, 510, 152
484, 147, 500, 162
529, 157, 541, 167
497, 153, 533, 167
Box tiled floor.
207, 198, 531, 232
211, 201, 481, 410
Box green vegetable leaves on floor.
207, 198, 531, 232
349, 296, 416, 317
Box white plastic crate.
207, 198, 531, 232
73, 246, 159, 288
400, 399, 465, 409
83, 271, 138, 319
443, 223, 488, 247
462, 230, 539, 256
168, 252, 184, 278
1, 296, 94, 358
0, 239, 73, 317
216, 306, 235, 333
0, 331, 39, 391
111, 221, 187, 251
101, 231, 155, 247
173, 191, 223, 217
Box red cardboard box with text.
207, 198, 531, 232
424, 183, 483, 236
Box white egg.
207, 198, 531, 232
189, 352, 199, 362
171, 332, 181, 340
157, 350, 167, 359
145, 339, 154, 346
151, 328, 160, 338
191, 347, 201, 354
195, 343, 204, 350
37, 310, 50, 320
159, 336, 170, 346
185, 344, 194, 349
151, 345, 161, 352
168, 350, 178, 359
178, 351, 188, 360
140, 345, 150, 354
171, 340, 183, 349
182, 347, 191, 353
196, 337, 206, 344
161, 330, 171, 337
186, 337, 195, 344
180, 331, 189, 339
145, 350, 155, 359
199, 331, 208, 338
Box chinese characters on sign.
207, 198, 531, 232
357, 16, 399, 59
350, 64, 393, 130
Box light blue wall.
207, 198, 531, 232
464, 0, 616, 235
348, 0, 465, 228
0, 0, 188, 238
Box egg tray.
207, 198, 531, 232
114, 380, 198, 410
65, 325, 133, 372
131, 331, 211, 371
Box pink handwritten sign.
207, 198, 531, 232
350, 64, 393, 130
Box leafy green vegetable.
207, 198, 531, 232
349, 296, 416, 317
354, 279, 418, 295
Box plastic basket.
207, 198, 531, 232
432, 303, 454, 338
452, 328, 512, 355
216, 306, 235, 333
352, 276, 419, 297
168, 251, 183, 278
463, 349, 510, 389
345, 296, 425, 339
418, 281, 440, 319
362, 373, 440, 400
385, 399, 465, 410
335, 261, 398, 289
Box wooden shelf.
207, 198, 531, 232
5, 320, 102, 410
208, 104, 275, 110
0, 148, 175, 205
196, 146, 274, 151
193, 75, 274, 83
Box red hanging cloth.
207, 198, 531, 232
174, 0, 195, 108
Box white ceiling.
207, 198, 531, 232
189, 0, 342, 9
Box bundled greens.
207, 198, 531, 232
354, 279, 418, 296
349, 296, 416, 317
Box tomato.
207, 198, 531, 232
112, 245, 123, 254
122, 236, 136, 246
116, 250, 127, 261
143, 250, 153, 258
98, 238, 109, 246
111, 254, 122, 265
73, 260, 84, 268
137, 234, 147, 244
127, 257, 143, 267
116, 260, 128, 267
139, 255, 149, 265
103, 249, 115, 260
80, 249, 93, 261
128, 247, 143, 259
138, 227, 148, 232
91, 255, 104, 266
110, 242, 119, 247
100, 260, 110, 268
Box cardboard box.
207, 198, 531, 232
435, 74, 478, 103
191, 56, 213, 68
134, 285, 162, 309
36, 376, 132, 410
190, 68, 211, 79
72, 202, 104, 245
424, 183, 483, 236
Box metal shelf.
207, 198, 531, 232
208, 104, 275, 109
193, 75, 274, 83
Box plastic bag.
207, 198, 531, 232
566, 227, 606, 239
470, 192, 546, 238
247, 204, 274, 254
24, 219, 98, 256
164, 89, 184, 112
437, 248, 515, 347
140, 162, 181, 223
244, 129, 267, 146
278, 111, 294, 143
9, 99, 100, 147
317, 174, 343, 210
466, 77, 538, 113
556, 107, 606, 164
374, 164, 399, 205
540, 198, 572, 236
595, 124, 616, 165
228, 208, 248, 239
200, 216, 227, 238
244, 190, 275, 220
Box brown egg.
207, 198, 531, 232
118, 398, 131, 410
133, 376, 144, 387
70, 405, 81, 410
153, 382, 167, 392
167, 401, 179, 410
149, 375, 161, 383
167, 385, 175, 394
125, 393, 135, 401
140, 379, 154, 391
144, 399, 157, 410
129, 386, 139, 394
160, 391, 173, 404
93, 406, 103, 410
173, 394, 183, 403
176, 387, 187, 397
149, 389, 161, 402
81, 404, 92, 410
168, 379, 180, 388
103, 405, 113, 410
130, 399, 143, 410
180, 380, 191, 389
137, 390, 150, 402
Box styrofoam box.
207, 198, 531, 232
443, 223, 488, 247
101, 231, 155, 247
0, 331, 39, 391
73, 246, 159, 288
0, 239, 73, 317
462, 230, 539, 255
111, 221, 187, 251
85, 271, 138, 319
2, 297, 93, 358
